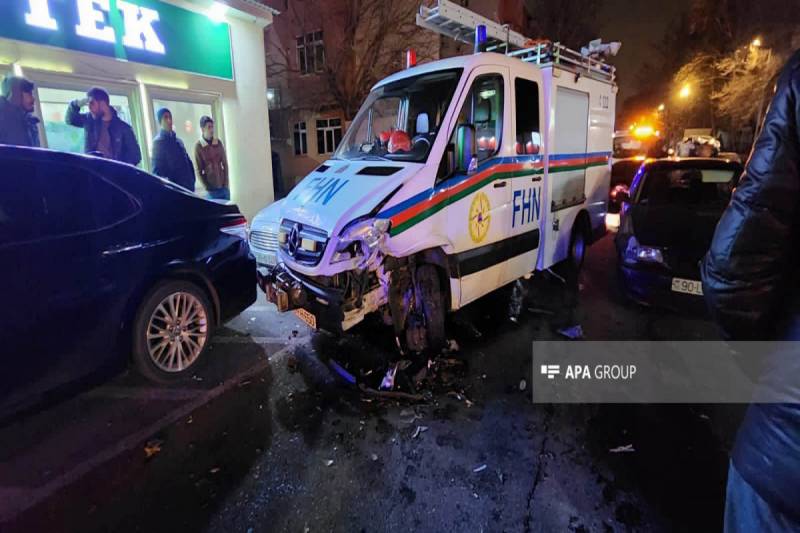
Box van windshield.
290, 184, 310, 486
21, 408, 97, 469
333, 69, 462, 163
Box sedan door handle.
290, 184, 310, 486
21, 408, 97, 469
493, 181, 507, 188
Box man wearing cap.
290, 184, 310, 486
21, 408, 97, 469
0, 74, 40, 147
194, 116, 230, 200
151, 108, 195, 192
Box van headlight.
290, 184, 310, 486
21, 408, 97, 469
332, 218, 391, 267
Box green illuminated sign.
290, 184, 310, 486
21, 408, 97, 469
0, 0, 234, 80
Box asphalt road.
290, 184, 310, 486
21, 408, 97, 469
0, 234, 745, 533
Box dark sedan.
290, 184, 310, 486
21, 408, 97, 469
615, 157, 743, 310
0, 147, 256, 418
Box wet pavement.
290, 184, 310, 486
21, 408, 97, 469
0, 235, 744, 532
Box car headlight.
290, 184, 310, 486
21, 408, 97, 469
332, 218, 391, 267
624, 235, 664, 265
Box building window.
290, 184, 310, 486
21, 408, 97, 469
296, 31, 325, 75
267, 88, 280, 109
293, 122, 308, 155
316, 118, 342, 155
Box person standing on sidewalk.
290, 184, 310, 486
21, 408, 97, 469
65, 87, 141, 165
194, 116, 230, 201
0, 75, 40, 147
151, 108, 195, 192
702, 50, 800, 532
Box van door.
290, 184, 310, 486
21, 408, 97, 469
542, 86, 590, 265
441, 67, 511, 307
506, 75, 545, 284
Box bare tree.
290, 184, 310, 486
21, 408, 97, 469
266, 0, 436, 120
521, 0, 605, 50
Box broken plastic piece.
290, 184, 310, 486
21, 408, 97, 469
557, 325, 584, 340
609, 444, 635, 453
328, 358, 357, 385
380, 363, 398, 390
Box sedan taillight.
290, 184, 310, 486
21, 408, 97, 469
220, 215, 248, 241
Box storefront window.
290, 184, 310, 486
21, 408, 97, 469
37, 87, 133, 154
152, 98, 213, 158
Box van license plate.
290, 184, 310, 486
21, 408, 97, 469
671, 278, 703, 296
294, 308, 317, 330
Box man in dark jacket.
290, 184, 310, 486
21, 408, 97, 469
151, 108, 195, 192
65, 87, 141, 166
0, 75, 40, 147
702, 50, 800, 531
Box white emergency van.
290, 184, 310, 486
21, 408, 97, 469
260, 0, 617, 352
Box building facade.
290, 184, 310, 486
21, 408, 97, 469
1, 0, 276, 220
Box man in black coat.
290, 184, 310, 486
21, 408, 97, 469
0, 75, 40, 147
151, 108, 195, 192
702, 50, 800, 531
65, 87, 141, 166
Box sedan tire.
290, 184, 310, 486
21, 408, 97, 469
132, 280, 213, 383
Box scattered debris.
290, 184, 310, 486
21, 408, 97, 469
519, 379, 527, 391
238, 379, 252, 387
412, 426, 429, 439
191, 375, 203, 382
328, 358, 357, 385
371, 453, 379, 462
609, 444, 636, 454
324, 459, 334, 467
557, 324, 585, 340
398, 359, 413, 371
444, 339, 460, 353
186, 416, 193, 425
508, 279, 528, 322
291, 329, 299, 337
699, 414, 710, 420
473, 464, 487, 473
527, 307, 555, 316
209, 467, 221, 474
380, 364, 398, 390
361, 385, 425, 403
144, 439, 163, 459
286, 354, 299, 374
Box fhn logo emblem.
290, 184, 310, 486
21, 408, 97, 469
540, 364, 560, 379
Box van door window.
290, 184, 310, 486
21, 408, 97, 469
451, 74, 504, 162
514, 78, 540, 155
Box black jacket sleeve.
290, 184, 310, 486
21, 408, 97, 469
65, 100, 88, 128
121, 124, 142, 167
151, 137, 169, 178
701, 51, 800, 340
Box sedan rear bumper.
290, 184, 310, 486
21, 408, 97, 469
618, 264, 708, 313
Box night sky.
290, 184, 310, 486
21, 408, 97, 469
597, 0, 691, 108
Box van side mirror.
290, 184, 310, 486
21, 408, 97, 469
455, 124, 477, 174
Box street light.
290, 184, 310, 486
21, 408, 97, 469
657, 103, 665, 112
751, 37, 762, 48
678, 84, 691, 100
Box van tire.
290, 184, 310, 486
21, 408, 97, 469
417, 264, 446, 352
569, 219, 589, 271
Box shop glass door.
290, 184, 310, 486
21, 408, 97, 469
37, 87, 134, 154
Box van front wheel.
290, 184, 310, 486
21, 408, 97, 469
416, 264, 446, 352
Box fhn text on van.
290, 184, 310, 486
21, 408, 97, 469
24, 0, 166, 54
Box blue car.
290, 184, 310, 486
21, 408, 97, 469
0, 146, 256, 417
615, 157, 743, 311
